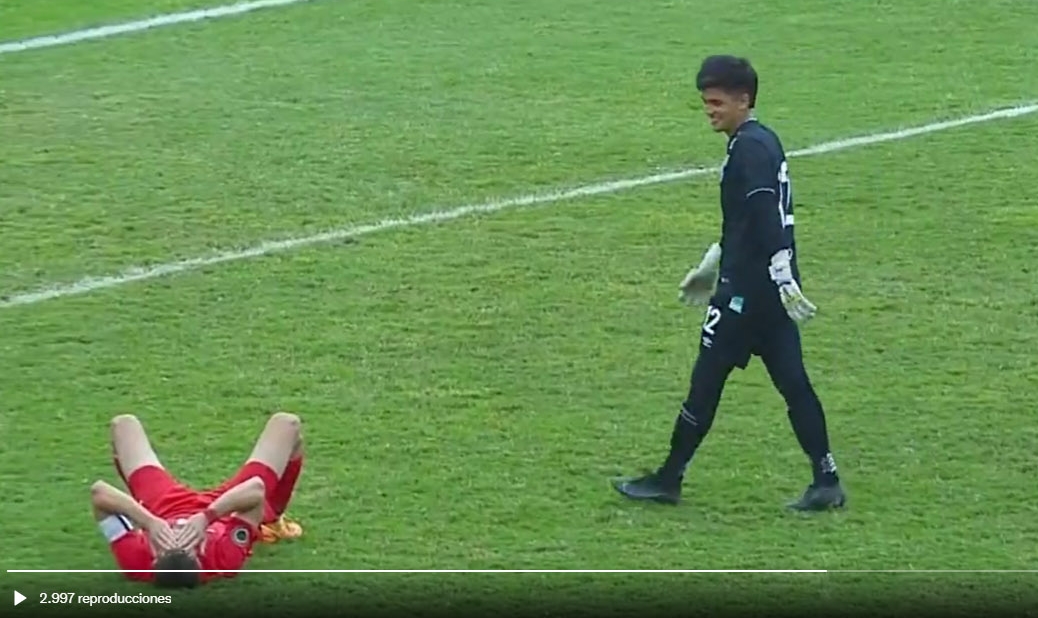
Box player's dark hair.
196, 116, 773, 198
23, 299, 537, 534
153, 549, 201, 589
696, 55, 758, 108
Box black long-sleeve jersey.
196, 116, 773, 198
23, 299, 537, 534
717, 118, 801, 299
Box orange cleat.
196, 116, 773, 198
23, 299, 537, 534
259, 515, 303, 544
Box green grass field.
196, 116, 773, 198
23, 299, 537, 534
2, 0, 1037, 614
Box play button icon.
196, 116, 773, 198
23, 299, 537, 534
14, 591, 25, 606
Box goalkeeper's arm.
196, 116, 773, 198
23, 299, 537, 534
744, 189, 817, 322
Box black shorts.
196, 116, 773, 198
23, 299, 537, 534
696, 285, 793, 370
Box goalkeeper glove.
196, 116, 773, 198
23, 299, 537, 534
678, 242, 721, 306
768, 248, 817, 323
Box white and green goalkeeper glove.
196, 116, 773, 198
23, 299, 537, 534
768, 248, 817, 323
678, 242, 722, 306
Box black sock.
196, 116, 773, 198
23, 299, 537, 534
658, 406, 706, 482
786, 395, 839, 486
813, 452, 839, 486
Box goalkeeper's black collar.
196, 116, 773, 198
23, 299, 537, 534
726, 116, 760, 150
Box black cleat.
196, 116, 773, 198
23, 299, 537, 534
787, 482, 846, 512
611, 470, 682, 505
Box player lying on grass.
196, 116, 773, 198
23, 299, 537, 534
91, 412, 305, 588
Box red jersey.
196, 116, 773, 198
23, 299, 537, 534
106, 514, 258, 583
105, 461, 279, 582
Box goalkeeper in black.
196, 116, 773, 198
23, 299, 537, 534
612, 55, 846, 511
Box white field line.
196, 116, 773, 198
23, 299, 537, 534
1, 102, 1035, 309
8, 569, 825, 573
0, 0, 314, 55
7, 568, 1037, 573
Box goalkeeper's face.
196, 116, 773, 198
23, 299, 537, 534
699, 87, 750, 135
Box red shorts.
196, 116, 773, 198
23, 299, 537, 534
126, 461, 279, 522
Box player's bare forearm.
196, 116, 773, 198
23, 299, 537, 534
206, 476, 265, 518
175, 477, 267, 550
90, 480, 162, 531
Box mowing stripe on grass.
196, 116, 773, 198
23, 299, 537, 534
1, 102, 1035, 309
0, 0, 314, 55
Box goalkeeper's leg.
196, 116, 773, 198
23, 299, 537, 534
760, 319, 846, 511
662, 352, 737, 478
612, 300, 746, 504
611, 353, 736, 504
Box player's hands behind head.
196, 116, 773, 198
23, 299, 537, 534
174, 513, 209, 554
146, 519, 181, 553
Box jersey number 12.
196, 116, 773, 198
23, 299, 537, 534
777, 160, 794, 228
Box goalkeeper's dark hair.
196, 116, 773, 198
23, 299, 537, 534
696, 55, 759, 108
153, 549, 201, 588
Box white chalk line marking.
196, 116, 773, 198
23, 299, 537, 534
0, 0, 314, 55
1, 102, 1035, 309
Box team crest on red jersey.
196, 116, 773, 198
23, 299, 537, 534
232, 527, 250, 546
